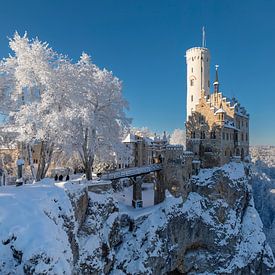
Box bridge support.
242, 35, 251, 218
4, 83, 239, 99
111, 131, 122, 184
154, 170, 165, 205
131, 176, 143, 208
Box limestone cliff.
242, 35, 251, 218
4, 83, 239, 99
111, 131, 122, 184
78, 162, 275, 274
0, 163, 274, 274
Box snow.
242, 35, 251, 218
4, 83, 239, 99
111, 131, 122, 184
214, 108, 225, 114
122, 133, 137, 143
195, 161, 246, 186
0, 181, 85, 273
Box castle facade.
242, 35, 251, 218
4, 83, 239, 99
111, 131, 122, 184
185, 43, 249, 168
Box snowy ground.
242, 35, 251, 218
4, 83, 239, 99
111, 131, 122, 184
0, 179, 86, 274
113, 182, 154, 207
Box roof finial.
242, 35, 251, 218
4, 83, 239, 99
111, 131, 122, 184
202, 26, 206, 48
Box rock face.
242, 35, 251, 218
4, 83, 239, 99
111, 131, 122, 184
1, 163, 274, 274
250, 146, 275, 257
252, 168, 275, 257
77, 162, 275, 274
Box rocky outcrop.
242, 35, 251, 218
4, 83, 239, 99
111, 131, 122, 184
77, 162, 275, 274
1, 163, 273, 274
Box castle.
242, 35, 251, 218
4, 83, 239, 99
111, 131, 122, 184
185, 33, 249, 168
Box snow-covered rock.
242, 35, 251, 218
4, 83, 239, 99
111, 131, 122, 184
0, 180, 88, 274
78, 162, 275, 274
250, 145, 275, 258
1, 162, 274, 274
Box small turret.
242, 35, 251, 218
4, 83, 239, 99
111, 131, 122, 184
215, 102, 225, 122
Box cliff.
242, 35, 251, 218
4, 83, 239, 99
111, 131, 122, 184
0, 162, 274, 274
78, 162, 274, 274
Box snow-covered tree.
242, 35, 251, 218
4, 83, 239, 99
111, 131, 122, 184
0, 33, 130, 181
4, 33, 75, 181
62, 53, 130, 179
131, 126, 154, 137
169, 128, 186, 147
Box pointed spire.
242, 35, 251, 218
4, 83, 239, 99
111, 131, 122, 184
214, 64, 219, 93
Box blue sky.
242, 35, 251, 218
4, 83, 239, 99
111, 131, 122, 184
0, 0, 274, 145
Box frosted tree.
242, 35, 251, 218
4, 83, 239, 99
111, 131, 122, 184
131, 127, 154, 137
169, 128, 186, 147
63, 53, 130, 180
4, 32, 73, 181
0, 33, 130, 181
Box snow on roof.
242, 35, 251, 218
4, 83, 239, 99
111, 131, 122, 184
215, 107, 226, 114
143, 136, 153, 145
224, 120, 238, 130
122, 133, 137, 143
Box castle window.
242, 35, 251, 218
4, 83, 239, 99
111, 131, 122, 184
208, 80, 210, 88
191, 95, 193, 102
223, 132, 225, 140
191, 67, 193, 73
241, 133, 244, 141
200, 131, 205, 139
246, 133, 248, 141
226, 133, 229, 140
190, 79, 194, 86
191, 131, 196, 138
210, 131, 216, 139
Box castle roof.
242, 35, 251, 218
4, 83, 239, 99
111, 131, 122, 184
215, 107, 226, 114
122, 133, 137, 143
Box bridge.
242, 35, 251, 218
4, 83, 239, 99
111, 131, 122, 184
100, 164, 163, 180
99, 163, 164, 208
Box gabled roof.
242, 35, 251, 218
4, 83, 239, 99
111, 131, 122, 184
122, 133, 137, 143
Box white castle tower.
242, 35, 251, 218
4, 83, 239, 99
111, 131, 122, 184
186, 27, 210, 120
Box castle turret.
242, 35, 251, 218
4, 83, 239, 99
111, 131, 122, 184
186, 29, 210, 121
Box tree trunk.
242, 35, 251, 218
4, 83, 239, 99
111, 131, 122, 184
79, 127, 94, 181
36, 141, 45, 181
84, 158, 94, 180
27, 144, 36, 180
